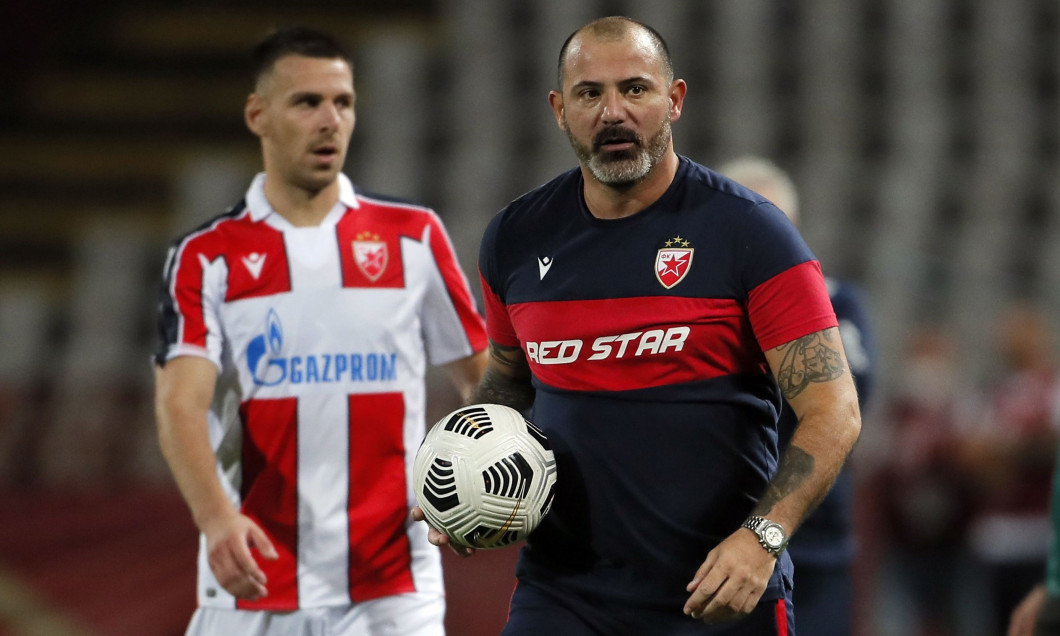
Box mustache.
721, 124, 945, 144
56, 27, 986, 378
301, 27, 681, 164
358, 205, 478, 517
592, 126, 640, 151
311, 135, 342, 147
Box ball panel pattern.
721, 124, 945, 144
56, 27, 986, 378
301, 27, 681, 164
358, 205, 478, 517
482, 453, 532, 499
441, 405, 494, 439
464, 523, 522, 548
539, 481, 557, 516
420, 457, 460, 512
523, 418, 552, 451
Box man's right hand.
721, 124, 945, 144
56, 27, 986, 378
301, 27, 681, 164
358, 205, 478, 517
410, 506, 476, 558
202, 513, 278, 600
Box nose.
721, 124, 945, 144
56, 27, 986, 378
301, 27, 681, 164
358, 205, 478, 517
319, 102, 342, 131
600, 89, 627, 124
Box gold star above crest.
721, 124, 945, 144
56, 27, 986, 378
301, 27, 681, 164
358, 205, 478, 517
356, 231, 381, 241
665, 236, 691, 248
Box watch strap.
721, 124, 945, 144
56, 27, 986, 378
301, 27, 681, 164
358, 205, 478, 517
741, 515, 787, 555
742, 515, 766, 532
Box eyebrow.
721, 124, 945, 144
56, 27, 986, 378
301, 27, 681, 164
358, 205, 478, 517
287, 90, 353, 102
570, 76, 655, 91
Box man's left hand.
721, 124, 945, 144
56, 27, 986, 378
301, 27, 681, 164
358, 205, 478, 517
683, 529, 777, 623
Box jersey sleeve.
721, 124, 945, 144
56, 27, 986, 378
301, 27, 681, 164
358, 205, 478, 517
739, 202, 838, 351
154, 236, 227, 369
419, 211, 488, 365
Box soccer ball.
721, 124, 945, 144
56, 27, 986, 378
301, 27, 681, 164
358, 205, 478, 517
413, 403, 558, 549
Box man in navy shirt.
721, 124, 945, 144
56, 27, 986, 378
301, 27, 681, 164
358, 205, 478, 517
721, 156, 876, 636
417, 16, 862, 635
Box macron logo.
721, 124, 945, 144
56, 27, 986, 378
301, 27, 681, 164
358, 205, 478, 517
537, 256, 553, 280
242, 253, 266, 280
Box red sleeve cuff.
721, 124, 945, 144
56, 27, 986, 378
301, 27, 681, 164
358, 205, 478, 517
748, 260, 838, 351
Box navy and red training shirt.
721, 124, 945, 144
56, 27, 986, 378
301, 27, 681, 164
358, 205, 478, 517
478, 156, 838, 610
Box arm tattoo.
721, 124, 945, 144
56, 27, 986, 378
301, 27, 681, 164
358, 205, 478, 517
487, 341, 527, 372
774, 329, 845, 400
753, 445, 816, 516
468, 342, 535, 410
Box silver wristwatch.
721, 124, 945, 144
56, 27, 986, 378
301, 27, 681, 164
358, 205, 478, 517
742, 515, 788, 556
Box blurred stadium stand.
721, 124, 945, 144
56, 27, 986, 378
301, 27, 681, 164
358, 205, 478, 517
1, 0, 1060, 634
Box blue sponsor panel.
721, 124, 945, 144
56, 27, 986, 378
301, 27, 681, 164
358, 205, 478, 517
246, 309, 397, 386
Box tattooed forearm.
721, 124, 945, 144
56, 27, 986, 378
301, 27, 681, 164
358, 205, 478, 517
753, 445, 816, 516
468, 342, 535, 410
774, 328, 845, 400
471, 368, 535, 410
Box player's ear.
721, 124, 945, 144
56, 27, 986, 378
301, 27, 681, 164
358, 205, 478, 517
548, 91, 566, 132
668, 79, 687, 123
245, 93, 267, 137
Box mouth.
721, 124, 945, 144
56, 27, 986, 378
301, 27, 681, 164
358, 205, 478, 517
311, 144, 340, 165
593, 128, 639, 153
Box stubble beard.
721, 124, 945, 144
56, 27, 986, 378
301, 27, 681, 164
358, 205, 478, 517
565, 117, 672, 189
289, 171, 339, 199
292, 150, 346, 196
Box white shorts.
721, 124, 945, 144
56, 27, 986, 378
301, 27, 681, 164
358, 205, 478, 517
185, 593, 445, 636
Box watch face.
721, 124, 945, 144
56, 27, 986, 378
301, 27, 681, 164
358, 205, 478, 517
763, 525, 785, 547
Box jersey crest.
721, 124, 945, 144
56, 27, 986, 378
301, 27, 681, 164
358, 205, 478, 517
655, 236, 694, 289
353, 232, 388, 281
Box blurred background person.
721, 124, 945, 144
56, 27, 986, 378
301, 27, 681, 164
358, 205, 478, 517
719, 156, 876, 636
871, 326, 982, 636
961, 302, 1060, 635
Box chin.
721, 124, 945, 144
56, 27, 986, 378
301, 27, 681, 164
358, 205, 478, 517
301, 168, 341, 191
591, 159, 651, 186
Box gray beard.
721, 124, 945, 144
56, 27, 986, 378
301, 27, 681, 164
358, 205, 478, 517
566, 118, 672, 188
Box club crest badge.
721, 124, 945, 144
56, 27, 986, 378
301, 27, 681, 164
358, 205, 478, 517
353, 232, 388, 281
655, 236, 694, 289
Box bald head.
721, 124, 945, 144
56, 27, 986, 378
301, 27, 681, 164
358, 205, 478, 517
556, 16, 673, 90
717, 156, 800, 225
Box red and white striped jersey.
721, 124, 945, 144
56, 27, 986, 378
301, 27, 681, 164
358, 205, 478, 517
156, 173, 487, 610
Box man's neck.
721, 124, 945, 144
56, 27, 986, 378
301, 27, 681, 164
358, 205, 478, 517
581, 152, 679, 220
263, 177, 342, 227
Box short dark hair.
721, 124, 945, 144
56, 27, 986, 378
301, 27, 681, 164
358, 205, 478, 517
251, 25, 352, 88
556, 16, 673, 90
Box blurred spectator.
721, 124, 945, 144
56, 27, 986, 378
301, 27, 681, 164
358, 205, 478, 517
719, 155, 876, 636
962, 302, 1060, 634
0, 285, 54, 487
873, 326, 981, 636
